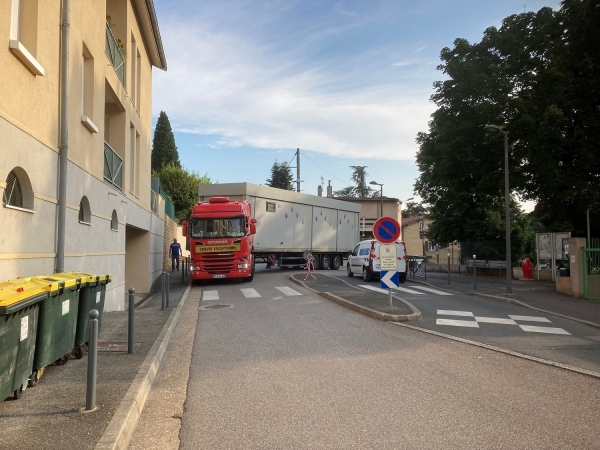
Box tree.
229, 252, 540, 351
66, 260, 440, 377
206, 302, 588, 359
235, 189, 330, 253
153, 164, 211, 222
402, 201, 428, 218
266, 161, 294, 190
151, 111, 180, 172
334, 166, 375, 198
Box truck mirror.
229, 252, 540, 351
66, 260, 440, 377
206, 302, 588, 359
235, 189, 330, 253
251, 218, 257, 224
182, 220, 187, 237
250, 224, 257, 235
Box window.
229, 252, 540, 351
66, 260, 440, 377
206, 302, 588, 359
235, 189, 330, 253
130, 35, 137, 107
351, 244, 360, 256
266, 202, 276, 212
3, 168, 34, 211
81, 44, 97, 133
111, 210, 118, 231
129, 124, 135, 194
359, 248, 369, 256
136, 50, 141, 109
78, 196, 91, 224
9, 0, 44, 76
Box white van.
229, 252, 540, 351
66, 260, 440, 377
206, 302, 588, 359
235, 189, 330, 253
347, 240, 408, 283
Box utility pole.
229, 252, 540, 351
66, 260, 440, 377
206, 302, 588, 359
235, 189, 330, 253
296, 148, 300, 192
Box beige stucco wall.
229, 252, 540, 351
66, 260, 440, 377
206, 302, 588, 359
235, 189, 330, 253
0, 0, 165, 311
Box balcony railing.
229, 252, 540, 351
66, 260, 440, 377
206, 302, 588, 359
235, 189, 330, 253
104, 142, 123, 190
105, 22, 125, 85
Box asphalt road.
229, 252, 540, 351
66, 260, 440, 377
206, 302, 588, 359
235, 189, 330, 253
329, 267, 600, 374
170, 268, 600, 449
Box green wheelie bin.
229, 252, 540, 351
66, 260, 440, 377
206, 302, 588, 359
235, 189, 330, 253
68, 272, 112, 359
33, 274, 82, 369
0, 278, 47, 401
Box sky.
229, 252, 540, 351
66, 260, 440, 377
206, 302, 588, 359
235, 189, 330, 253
151, 0, 562, 211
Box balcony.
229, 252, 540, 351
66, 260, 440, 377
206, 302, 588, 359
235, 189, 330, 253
105, 22, 125, 85
104, 142, 123, 190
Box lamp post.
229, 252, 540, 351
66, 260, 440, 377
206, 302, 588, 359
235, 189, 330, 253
484, 124, 512, 295
370, 181, 383, 218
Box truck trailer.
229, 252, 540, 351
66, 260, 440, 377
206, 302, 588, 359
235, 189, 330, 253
183, 183, 361, 281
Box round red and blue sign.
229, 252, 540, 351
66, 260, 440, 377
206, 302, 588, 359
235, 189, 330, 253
373, 216, 401, 244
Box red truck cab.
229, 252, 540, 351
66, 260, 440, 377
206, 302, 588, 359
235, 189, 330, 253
182, 197, 257, 282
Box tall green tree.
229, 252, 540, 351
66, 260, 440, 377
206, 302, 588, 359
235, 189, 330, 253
334, 166, 375, 198
266, 161, 294, 190
153, 164, 211, 222
402, 201, 428, 218
151, 111, 180, 172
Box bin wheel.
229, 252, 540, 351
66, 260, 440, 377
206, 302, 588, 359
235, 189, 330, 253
75, 345, 85, 359
55, 355, 68, 366
28, 372, 38, 387
14, 384, 24, 399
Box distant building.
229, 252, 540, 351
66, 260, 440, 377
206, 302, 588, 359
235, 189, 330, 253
0, 0, 167, 311
401, 216, 460, 263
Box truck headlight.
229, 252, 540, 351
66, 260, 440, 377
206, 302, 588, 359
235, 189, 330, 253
191, 266, 201, 271
238, 263, 249, 269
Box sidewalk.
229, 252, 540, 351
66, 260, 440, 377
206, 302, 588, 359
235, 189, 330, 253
409, 272, 600, 329
0, 272, 190, 450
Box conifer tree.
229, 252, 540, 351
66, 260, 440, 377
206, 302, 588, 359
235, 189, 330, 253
151, 111, 180, 171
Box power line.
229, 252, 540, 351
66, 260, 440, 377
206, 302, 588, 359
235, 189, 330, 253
299, 151, 351, 187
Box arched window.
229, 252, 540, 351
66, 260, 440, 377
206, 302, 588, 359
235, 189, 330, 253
111, 210, 118, 231
79, 196, 91, 224
3, 167, 34, 210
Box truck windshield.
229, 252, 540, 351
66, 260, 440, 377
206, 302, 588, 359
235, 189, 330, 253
190, 218, 245, 238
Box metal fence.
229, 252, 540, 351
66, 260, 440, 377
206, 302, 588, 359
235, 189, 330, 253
150, 178, 175, 220
104, 142, 123, 190
584, 238, 600, 301
105, 22, 125, 85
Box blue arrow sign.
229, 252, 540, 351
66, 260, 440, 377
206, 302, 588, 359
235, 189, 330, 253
380, 270, 399, 289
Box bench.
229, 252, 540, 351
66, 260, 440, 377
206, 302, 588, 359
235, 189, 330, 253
487, 260, 507, 278
459, 259, 488, 276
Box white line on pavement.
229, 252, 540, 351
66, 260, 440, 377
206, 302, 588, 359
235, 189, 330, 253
475, 317, 518, 325
519, 325, 571, 335
411, 286, 453, 295
394, 286, 424, 294
509, 315, 551, 323
437, 310, 474, 317
202, 290, 219, 301
275, 286, 302, 296
240, 288, 261, 298
436, 318, 480, 327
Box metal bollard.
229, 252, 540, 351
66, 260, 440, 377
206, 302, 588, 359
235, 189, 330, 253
447, 253, 451, 285
166, 272, 170, 308
128, 288, 135, 354
473, 254, 477, 290
182, 257, 185, 283
161, 271, 166, 310
86, 309, 99, 411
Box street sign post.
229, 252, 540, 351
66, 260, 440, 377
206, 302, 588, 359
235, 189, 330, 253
374, 220, 400, 306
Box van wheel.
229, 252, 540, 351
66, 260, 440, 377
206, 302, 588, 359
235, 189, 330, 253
363, 268, 372, 282
347, 263, 354, 277
332, 255, 342, 270
320, 254, 331, 270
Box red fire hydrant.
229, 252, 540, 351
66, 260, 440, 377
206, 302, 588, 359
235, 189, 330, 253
521, 257, 532, 280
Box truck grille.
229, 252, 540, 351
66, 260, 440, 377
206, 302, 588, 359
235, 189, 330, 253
200, 252, 235, 273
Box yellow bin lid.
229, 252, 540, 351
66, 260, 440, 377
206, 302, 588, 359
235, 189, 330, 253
63, 272, 96, 285
34, 274, 80, 292
0, 278, 48, 309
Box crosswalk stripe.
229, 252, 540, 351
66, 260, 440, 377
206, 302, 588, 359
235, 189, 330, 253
437, 310, 474, 317
436, 318, 479, 328
509, 315, 551, 323
202, 290, 219, 301
475, 317, 517, 325
275, 286, 302, 296
411, 286, 453, 295
359, 285, 390, 294
240, 288, 261, 298
519, 325, 571, 335
394, 286, 424, 294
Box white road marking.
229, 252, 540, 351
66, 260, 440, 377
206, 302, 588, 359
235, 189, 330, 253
519, 325, 571, 335
393, 286, 424, 294
411, 286, 453, 295
509, 315, 551, 323
436, 318, 479, 328
475, 317, 517, 325
275, 286, 302, 296
240, 288, 261, 298
359, 285, 390, 294
437, 310, 474, 317
202, 290, 219, 301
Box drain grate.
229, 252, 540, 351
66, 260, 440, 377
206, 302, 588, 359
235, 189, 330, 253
200, 304, 233, 310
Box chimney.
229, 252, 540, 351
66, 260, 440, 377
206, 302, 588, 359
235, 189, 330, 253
318, 185, 323, 197
327, 180, 333, 198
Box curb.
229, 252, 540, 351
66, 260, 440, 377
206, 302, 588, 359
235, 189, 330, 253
290, 274, 422, 322
407, 278, 600, 331
95, 282, 192, 450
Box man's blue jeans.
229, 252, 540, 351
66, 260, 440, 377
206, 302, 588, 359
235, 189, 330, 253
172, 255, 180, 271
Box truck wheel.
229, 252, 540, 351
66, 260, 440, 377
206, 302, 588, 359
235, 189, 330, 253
311, 254, 320, 270
320, 254, 331, 270
347, 263, 354, 277
243, 257, 255, 282
332, 255, 342, 270
363, 268, 372, 282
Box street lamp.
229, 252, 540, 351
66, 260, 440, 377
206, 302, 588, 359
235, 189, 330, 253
484, 124, 512, 295
370, 181, 383, 218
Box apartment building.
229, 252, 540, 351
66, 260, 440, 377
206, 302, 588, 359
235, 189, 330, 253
0, 0, 167, 311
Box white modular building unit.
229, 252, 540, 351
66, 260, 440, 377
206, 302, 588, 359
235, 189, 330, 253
198, 183, 361, 269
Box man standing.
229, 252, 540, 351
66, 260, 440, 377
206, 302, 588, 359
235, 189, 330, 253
169, 238, 182, 271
